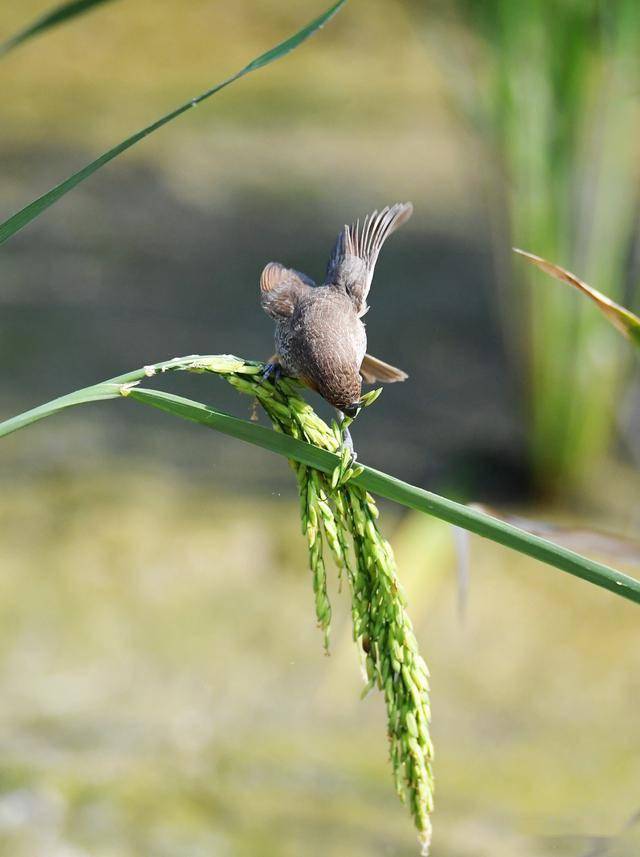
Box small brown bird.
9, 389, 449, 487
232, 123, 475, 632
259, 202, 412, 426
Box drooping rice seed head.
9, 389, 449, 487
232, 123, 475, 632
189, 358, 434, 851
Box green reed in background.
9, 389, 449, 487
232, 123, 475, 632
422, 0, 640, 494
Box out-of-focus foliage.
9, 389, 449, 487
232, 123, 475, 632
416, 0, 640, 494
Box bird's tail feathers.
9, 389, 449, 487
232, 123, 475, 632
360, 353, 408, 384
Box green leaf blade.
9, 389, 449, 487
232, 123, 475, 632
0, 382, 123, 438
515, 248, 640, 350
126, 385, 640, 607
0, 0, 118, 57
0, 0, 347, 245
242, 0, 346, 74
0, 355, 208, 438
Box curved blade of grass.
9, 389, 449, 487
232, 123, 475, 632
0, 382, 123, 435
0, 0, 117, 58
0, 0, 347, 245
0, 355, 199, 436
515, 248, 640, 348
0, 355, 637, 606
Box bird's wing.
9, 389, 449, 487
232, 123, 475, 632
259, 262, 315, 319
324, 202, 413, 316
360, 353, 408, 384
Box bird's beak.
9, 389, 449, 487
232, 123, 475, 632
343, 402, 361, 419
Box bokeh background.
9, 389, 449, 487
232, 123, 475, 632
1, 1, 639, 855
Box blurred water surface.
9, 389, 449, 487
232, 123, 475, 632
0, 472, 639, 856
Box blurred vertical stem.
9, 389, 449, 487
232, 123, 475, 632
422, 0, 640, 494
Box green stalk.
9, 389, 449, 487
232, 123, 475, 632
0, 0, 346, 245
0, 355, 637, 606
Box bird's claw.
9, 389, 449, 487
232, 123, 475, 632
341, 426, 357, 464
262, 361, 282, 383
331, 426, 361, 489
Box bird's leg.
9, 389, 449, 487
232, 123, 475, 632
262, 353, 283, 383
336, 410, 357, 462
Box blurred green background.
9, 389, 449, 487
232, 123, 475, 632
1, 1, 639, 855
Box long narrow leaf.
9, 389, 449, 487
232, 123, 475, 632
0, 0, 117, 58
0, 355, 637, 606
0, 382, 122, 436
127, 387, 640, 605
0, 355, 191, 437
514, 248, 640, 348
0, 0, 346, 245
